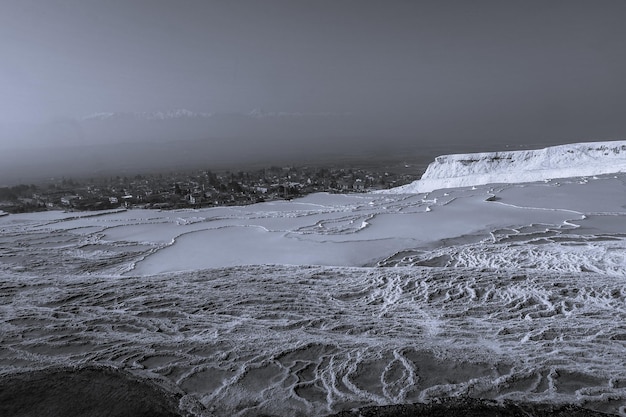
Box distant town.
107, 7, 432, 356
0, 164, 422, 213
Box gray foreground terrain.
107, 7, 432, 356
1, 266, 624, 416
0, 367, 614, 417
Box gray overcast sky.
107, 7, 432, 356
1, 0, 626, 150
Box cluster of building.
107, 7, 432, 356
0, 165, 420, 213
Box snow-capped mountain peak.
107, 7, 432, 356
81, 108, 213, 121
146, 108, 212, 120
81, 112, 116, 121
81, 108, 348, 121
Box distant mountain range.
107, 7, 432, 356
81, 108, 213, 121
0, 109, 359, 150
0, 109, 415, 184
391, 140, 626, 193
81, 108, 349, 121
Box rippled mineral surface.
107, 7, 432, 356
2, 266, 626, 416
1, 174, 626, 416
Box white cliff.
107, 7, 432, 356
391, 140, 626, 193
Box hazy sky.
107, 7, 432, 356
2, 0, 626, 149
